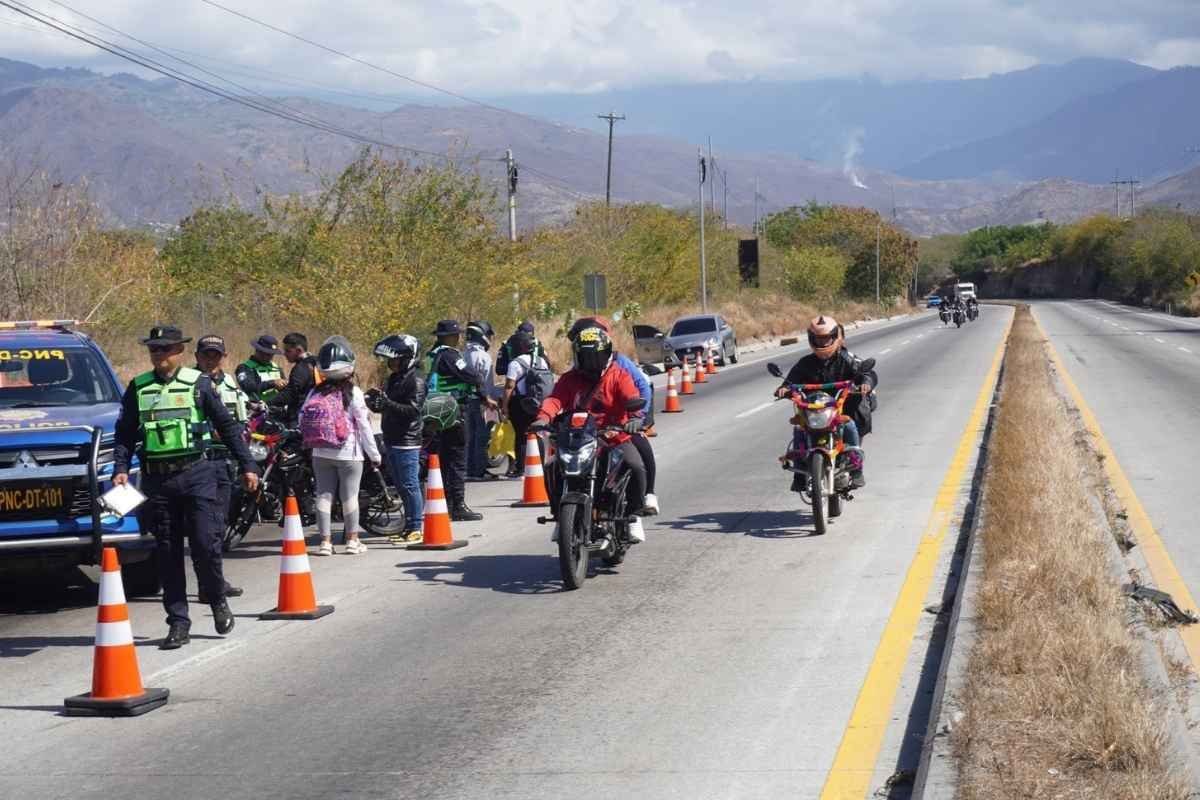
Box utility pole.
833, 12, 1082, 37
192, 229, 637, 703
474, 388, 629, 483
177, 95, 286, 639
722, 176, 728, 229
698, 148, 708, 312
707, 136, 716, 216
505, 149, 518, 242
597, 111, 625, 206
754, 176, 760, 236
875, 220, 881, 305
1110, 171, 1138, 219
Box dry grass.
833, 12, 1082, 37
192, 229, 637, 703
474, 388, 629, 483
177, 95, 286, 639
954, 305, 1190, 799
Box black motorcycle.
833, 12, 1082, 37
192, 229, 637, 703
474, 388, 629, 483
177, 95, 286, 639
952, 305, 965, 328
939, 305, 951, 325
537, 398, 645, 590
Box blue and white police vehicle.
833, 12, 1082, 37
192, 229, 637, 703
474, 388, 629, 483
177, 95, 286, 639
0, 321, 156, 594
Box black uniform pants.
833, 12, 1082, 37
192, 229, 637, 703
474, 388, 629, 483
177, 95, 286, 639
432, 422, 467, 508
139, 459, 225, 627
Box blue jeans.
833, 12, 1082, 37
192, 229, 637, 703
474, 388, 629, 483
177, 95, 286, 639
465, 398, 489, 477
387, 447, 423, 531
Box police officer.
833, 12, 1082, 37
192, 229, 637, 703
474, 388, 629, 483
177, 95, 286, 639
194, 334, 248, 603
426, 320, 484, 521
235, 334, 285, 404
463, 321, 499, 482
113, 326, 259, 650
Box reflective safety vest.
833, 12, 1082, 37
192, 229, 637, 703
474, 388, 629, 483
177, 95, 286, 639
216, 371, 249, 423
426, 345, 472, 398
241, 357, 283, 402
133, 367, 211, 460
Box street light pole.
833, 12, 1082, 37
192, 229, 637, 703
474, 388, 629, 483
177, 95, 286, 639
875, 220, 881, 306
597, 111, 625, 206
699, 148, 708, 312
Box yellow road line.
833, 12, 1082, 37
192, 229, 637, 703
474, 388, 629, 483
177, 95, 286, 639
819, 313, 1012, 799
1033, 309, 1200, 666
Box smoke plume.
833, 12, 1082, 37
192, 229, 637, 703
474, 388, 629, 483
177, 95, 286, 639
843, 128, 869, 190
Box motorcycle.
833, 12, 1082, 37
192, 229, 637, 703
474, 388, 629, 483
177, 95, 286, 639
767, 360, 874, 536
536, 398, 646, 590
939, 306, 951, 325
952, 306, 965, 328
966, 302, 979, 322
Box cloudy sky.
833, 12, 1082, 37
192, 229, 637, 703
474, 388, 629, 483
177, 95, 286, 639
2, 0, 1199, 95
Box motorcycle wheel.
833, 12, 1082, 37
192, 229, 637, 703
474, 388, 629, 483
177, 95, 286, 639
223, 490, 259, 552
360, 486, 407, 537
809, 453, 828, 536
557, 502, 589, 590
955, 318, 963, 328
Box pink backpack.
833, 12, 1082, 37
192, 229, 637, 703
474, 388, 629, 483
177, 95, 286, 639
300, 389, 351, 449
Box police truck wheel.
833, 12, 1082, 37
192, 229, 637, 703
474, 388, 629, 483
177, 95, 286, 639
121, 555, 161, 597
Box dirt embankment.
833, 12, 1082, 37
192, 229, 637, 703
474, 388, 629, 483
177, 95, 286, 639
975, 259, 1112, 299
954, 305, 1189, 798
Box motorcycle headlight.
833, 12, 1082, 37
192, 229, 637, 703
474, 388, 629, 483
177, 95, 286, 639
248, 441, 269, 461
806, 407, 837, 430
560, 440, 597, 476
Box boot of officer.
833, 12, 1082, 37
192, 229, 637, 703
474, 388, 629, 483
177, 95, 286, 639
112, 326, 260, 650
426, 320, 483, 521
194, 334, 248, 603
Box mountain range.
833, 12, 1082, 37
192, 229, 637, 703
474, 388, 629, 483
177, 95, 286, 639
1, 56, 1198, 236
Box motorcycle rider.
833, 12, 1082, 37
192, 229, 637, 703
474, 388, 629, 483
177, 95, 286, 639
464, 321, 500, 481
497, 321, 553, 377
532, 324, 648, 544
365, 334, 427, 545
774, 316, 877, 489
426, 320, 485, 522
568, 316, 660, 515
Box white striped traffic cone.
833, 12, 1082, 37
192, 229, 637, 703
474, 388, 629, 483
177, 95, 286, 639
512, 433, 550, 507
408, 453, 468, 550
64, 547, 168, 716
260, 495, 334, 620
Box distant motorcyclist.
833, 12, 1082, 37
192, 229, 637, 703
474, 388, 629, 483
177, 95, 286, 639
774, 316, 877, 489
532, 324, 648, 543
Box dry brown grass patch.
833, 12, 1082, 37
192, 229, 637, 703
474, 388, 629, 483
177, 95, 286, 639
954, 305, 1189, 799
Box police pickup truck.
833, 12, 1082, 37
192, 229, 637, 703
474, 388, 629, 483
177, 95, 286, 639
0, 321, 156, 594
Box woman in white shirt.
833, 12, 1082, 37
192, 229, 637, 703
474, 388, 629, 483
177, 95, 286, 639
501, 332, 551, 475
306, 337, 381, 556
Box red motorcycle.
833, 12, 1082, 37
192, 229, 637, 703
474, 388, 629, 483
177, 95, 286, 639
767, 359, 873, 536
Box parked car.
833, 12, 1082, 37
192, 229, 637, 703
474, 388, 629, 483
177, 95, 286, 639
666, 314, 738, 366
926, 294, 943, 308
0, 321, 156, 594
632, 324, 680, 371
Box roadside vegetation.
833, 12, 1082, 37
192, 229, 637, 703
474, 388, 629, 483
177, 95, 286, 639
936, 210, 1200, 311
954, 305, 1188, 798
2, 151, 913, 378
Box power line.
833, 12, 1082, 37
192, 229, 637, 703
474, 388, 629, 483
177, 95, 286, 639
197, 0, 523, 119
0, 0, 484, 162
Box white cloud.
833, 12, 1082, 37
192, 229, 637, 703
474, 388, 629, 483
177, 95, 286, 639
0, 0, 1197, 95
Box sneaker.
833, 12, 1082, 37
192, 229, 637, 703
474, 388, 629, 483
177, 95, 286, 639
642, 493, 660, 516
627, 517, 646, 544
387, 531, 407, 545
850, 471, 866, 489
344, 539, 368, 555
403, 529, 424, 543
316, 539, 333, 556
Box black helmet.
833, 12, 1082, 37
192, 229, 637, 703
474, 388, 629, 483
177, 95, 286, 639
373, 333, 419, 363
466, 320, 494, 349
317, 335, 355, 380
572, 326, 613, 378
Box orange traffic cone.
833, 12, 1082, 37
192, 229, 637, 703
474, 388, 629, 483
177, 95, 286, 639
707, 348, 719, 375
694, 352, 708, 383
662, 367, 683, 413
680, 357, 695, 395
408, 453, 468, 550
64, 547, 168, 716
260, 495, 334, 620
512, 433, 551, 507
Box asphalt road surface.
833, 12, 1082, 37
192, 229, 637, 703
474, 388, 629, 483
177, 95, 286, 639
0, 307, 1012, 800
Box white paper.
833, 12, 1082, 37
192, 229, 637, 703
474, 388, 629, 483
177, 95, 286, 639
99, 483, 146, 516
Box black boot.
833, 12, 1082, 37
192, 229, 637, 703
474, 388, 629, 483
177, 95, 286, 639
451, 504, 483, 522
212, 600, 235, 635
198, 583, 243, 604
850, 471, 866, 489
159, 622, 191, 650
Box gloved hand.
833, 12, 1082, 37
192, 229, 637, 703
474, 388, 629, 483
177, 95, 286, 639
774, 385, 791, 399
364, 387, 385, 413
623, 418, 643, 434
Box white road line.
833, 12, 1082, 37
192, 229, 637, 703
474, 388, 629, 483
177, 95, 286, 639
1136, 331, 1146, 336
143, 639, 247, 685
1108, 321, 1120, 327
736, 401, 776, 419
1180, 346, 1192, 354
1155, 338, 1166, 344
880, 348, 892, 355
901, 339, 912, 346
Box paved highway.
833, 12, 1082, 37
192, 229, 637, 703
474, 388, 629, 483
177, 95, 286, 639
0, 308, 1011, 800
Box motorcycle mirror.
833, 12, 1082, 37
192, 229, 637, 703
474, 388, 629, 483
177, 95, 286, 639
766, 362, 783, 378
859, 358, 876, 373
625, 398, 647, 411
